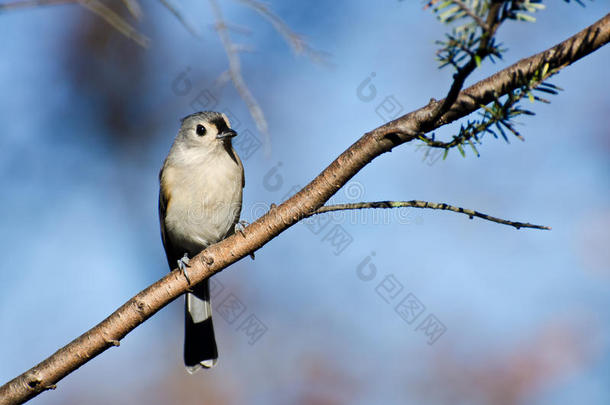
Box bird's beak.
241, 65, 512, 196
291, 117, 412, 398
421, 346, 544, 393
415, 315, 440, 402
216, 129, 237, 139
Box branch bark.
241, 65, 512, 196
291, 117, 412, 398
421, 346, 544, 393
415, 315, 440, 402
311, 201, 551, 230
1, 13, 608, 405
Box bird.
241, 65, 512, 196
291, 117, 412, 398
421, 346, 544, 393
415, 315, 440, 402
158, 111, 244, 372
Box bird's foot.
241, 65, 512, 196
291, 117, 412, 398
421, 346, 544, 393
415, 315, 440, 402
235, 220, 249, 238
234, 221, 254, 259
177, 253, 191, 284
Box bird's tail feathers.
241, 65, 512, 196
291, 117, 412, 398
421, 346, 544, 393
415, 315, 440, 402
184, 279, 218, 372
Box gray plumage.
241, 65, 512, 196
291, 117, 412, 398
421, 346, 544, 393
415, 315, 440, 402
159, 111, 244, 373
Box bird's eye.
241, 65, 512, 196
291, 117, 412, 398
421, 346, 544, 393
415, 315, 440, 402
196, 124, 206, 136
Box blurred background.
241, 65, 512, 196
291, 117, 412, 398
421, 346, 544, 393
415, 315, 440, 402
0, 1, 608, 404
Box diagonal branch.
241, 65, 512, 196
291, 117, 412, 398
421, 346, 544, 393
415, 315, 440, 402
310, 201, 550, 230
415, 15, 609, 133
1, 13, 608, 405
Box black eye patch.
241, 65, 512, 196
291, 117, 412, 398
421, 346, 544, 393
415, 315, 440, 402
211, 117, 229, 134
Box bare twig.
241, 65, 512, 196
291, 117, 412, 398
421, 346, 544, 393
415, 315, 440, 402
1, 0, 151, 47
0, 0, 74, 11
452, 0, 489, 30
209, 0, 271, 154
77, 0, 149, 47
157, 0, 200, 38
1, 14, 608, 405
120, 0, 142, 20
234, 0, 330, 65
1, 0, 321, 149
310, 200, 550, 230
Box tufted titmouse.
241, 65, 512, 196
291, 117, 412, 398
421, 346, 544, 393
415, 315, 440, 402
159, 111, 244, 373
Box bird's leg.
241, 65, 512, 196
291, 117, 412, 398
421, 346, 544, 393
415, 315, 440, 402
235, 220, 255, 260
177, 253, 192, 285
234, 220, 249, 237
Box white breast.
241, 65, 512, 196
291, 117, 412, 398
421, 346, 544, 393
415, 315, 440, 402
163, 150, 243, 255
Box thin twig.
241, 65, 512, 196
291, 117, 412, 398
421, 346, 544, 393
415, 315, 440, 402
120, 0, 142, 20
1, 0, 150, 47
78, 0, 149, 47
429, 1, 504, 123
234, 0, 330, 65
157, 0, 200, 38
310, 200, 550, 230
452, 0, 489, 30
0, 0, 74, 11
209, 0, 271, 154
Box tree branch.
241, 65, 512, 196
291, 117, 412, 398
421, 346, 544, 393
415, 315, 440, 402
0, 0, 150, 47
452, 0, 490, 30
209, 0, 271, 154
77, 0, 149, 47
1, 13, 608, 405
0, 0, 73, 11
310, 201, 550, 230
430, 1, 504, 122
431, 14, 609, 130
157, 0, 200, 38
234, 0, 330, 65
0, 0, 319, 151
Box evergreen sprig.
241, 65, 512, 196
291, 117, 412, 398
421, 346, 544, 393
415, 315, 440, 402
418, 0, 584, 160
417, 63, 563, 159
426, 1, 547, 72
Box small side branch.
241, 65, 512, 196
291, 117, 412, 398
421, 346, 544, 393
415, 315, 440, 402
311, 200, 550, 230
234, 0, 330, 65
429, 1, 504, 122
157, 0, 200, 38
209, 0, 271, 153
0, 0, 150, 47
452, 0, 489, 30
77, 0, 149, 47
0, 0, 74, 11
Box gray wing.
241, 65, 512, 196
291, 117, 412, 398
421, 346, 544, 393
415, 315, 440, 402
159, 168, 182, 270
